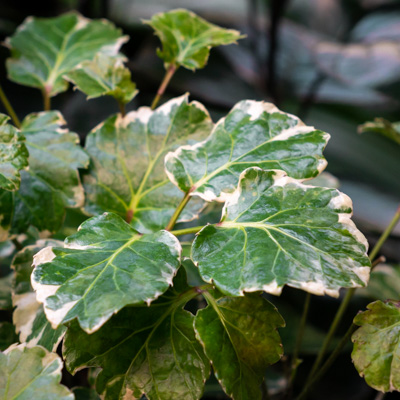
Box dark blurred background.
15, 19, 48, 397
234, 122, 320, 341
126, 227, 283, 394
0, 1, 399, 399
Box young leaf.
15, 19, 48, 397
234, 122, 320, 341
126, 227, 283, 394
12, 240, 66, 351
65, 54, 137, 105
144, 9, 242, 70
84, 94, 212, 233
194, 293, 284, 400
352, 300, 400, 392
32, 212, 182, 333
165, 101, 329, 202
0, 114, 29, 191
0, 344, 73, 399
63, 271, 210, 400
358, 118, 400, 145
0, 111, 89, 238
6, 12, 127, 96
192, 168, 371, 297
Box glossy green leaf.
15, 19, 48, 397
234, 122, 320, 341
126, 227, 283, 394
6, 12, 127, 96
0, 114, 28, 191
11, 240, 66, 351
0, 111, 89, 237
32, 212, 181, 333
63, 271, 210, 400
144, 9, 242, 70
194, 293, 284, 400
84, 94, 212, 233
165, 101, 329, 202
0, 273, 13, 310
65, 54, 137, 105
0, 344, 73, 399
359, 118, 400, 145
352, 300, 400, 392
72, 387, 100, 400
192, 168, 371, 297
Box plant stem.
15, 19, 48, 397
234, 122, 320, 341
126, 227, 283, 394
118, 101, 126, 117
170, 226, 204, 237
374, 392, 386, 400
290, 292, 311, 383
305, 205, 400, 387
151, 64, 177, 110
0, 84, 20, 128
296, 324, 357, 400
42, 88, 51, 111
165, 191, 192, 231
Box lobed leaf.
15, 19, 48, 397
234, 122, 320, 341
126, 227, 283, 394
11, 240, 66, 351
192, 168, 371, 297
358, 118, 400, 145
84, 94, 212, 233
0, 114, 29, 191
32, 212, 181, 333
6, 12, 127, 96
0, 344, 73, 399
0, 111, 89, 238
165, 101, 329, 202
65, 54, 137, 105
144, 9, 242, 70
194, 293, 284, 400
352, 300, 400, 392
63, 270, 210, 400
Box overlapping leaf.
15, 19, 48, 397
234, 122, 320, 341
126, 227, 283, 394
11, 240, 66, 351
144, 9, 242, 70
359, 118, 400, 145
6, 12, 127, 96
32, 212, 181, 333
65, 54, 137, 105
0, 344, 73, 399
0, 322, 18, 351
352, 300, 400, 392
165, 101, 329, 202
0, 273, 13, 310
63, 270, 210, 400
0, 111, 89, 237
192, 168, 371, 297
84, 94, 212, 233
0, 114, 28, 191
194, 293, 284, 400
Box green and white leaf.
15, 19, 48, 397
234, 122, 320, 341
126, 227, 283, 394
194, 293, 284, 400
63, 271, 210, 400
359, 118, 400, 145
11, 240, 66, 351
165, 101, 329, 202
0, 114, 29, 191
0, 344, 73, 399
65, 54, 137, 105
84, 94, 212, 233
0, 273, 13, 310
0, 111, 89, 237
144, 9, 242, 70
32, 212, 181, 333
352, 300, 400, 392
192, 168, 371, 297
6, 12, 127, 96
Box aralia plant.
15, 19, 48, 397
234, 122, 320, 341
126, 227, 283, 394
0, 8, 399, 400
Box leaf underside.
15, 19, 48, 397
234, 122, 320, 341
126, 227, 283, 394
192, 168, 371, 297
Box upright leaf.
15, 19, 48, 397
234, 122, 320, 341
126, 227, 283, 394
65, 54, 137, 105
165, 101, 329, 202
359, 118, 400, 145
192, 168, 370, 297
0, 344, 73, 399
84, 94, 212, 233
63, 271, 210, 400
6, 12, 127, 96
12, 240, 66, 351
0, 111, 89, 237
352, 300, 400, 392
144, 9, 242, 70
194, 293, 284, 400
32, 212, 181, 333
0, 114, 28, 191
